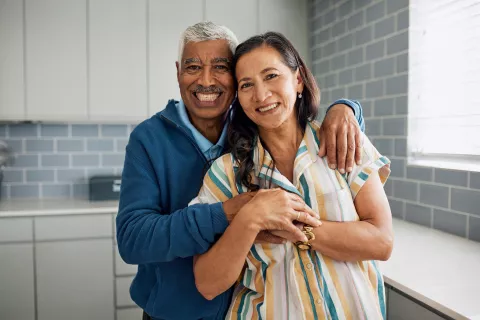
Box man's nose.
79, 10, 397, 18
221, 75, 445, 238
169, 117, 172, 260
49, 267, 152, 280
198, 66, 215, 87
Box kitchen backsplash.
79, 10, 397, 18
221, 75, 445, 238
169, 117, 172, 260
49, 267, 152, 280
0, 123, 134, 200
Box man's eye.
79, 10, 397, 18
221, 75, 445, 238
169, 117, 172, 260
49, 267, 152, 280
240, 83, 253, 89
214, 65, 229, 71
186, 66, 201, 71
265, 73, 278, 80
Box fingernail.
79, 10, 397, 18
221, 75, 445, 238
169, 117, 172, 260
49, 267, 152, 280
329, 164, 336, 170
339, 168, 345, 174
356, 160, 362, 165
347, 167, 353, 172
302, 236, 308, 242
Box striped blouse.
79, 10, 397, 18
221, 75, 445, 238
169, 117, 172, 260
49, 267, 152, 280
190, 121, 391, 320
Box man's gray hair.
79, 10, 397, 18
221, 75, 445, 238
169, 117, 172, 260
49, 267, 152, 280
178, 21, 239, 67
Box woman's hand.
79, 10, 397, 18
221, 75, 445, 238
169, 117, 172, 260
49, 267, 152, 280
236, 188, 321, 242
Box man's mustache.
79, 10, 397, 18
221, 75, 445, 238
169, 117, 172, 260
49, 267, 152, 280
193, 85, 222, 93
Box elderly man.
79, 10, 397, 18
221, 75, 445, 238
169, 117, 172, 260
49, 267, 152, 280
117, 22, 365, 320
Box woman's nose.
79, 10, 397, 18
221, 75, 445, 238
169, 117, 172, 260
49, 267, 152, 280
253, 83, 271, 103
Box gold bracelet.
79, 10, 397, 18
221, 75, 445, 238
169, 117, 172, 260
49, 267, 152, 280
295, 225, 315, 250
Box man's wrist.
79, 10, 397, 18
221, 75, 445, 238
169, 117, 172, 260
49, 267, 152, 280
327, 99, 358, 116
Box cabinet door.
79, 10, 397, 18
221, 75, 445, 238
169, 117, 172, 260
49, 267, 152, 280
89, 0, 147, 122
388, 289, 446, 320
259, 0, 310, 66
25, 0, 88, 121
36, 239, 114, 320
0, 243, 35, 320
0, 0, 25, 120
205, 0, 258, 43
148, 0, 203, 116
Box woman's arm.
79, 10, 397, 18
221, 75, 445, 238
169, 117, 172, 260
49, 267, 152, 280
310, 170, 393, 261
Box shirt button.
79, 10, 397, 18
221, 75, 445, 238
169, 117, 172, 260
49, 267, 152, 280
316, 298, 322, 305
306, 263, 313, 270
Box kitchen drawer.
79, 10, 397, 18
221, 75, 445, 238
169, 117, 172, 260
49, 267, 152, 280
0, 217, 33, 242
117, 307, 142, 320
35, 214, 112, 241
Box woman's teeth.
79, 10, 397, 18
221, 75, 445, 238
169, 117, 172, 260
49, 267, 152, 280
259, 103, 279, 112
197, 93, 220, 101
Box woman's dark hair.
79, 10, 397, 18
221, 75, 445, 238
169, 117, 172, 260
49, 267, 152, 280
228, 32, 321, 192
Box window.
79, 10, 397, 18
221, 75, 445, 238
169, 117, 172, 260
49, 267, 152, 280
408, 0, 480, 172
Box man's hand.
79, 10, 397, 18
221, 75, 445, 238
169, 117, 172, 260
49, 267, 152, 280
318, 104, 363, 173
222, 192, 257, 222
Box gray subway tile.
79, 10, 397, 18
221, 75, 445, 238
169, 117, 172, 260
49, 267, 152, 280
366, 1, 385, 22
325, 74, 337, 87
433, 209, 467, 238
3, 139, 23, 154
396, 53, 408, 73
0, 125, 6, 137
9, 124, 38, 137
383, 117, 406, 136
312, 16, 323, 33
471, 172, 480, 189
332, 20, 346, 38
394, 138, 407, 157
354, 0, 371, 10
26, 169, 55, 183
348, 11, 364, 30
339, 69, 354, 85
469, 216, 480, 242
72, 124, 99, 137
101, 125, 128, 137
57, 169, 86, 182
387, 31, 408, 54
332, 88, 346, 100
25, 139, 54, 152
10, 185, 39, 198
389, 198, 405, 219
338, 1, 353, 17
313, 47, 322, 62
373, 138, 394, 156
397, 9, 409, 31
406, 166, 433, 182
374, 57, 395, 78
385, 179, 394, 197
1, 185, 9, 199
434, 169, 468, 187
451, 188, 480, 216
116, 139, 129, 153
366, 79, 384, 98
323, 42, 336, 58
386, 75, 408, 95
361, 100, 373, 118
41, 155, 69, 167
338, 34, 354, 52
323, 8, 336, 26
395, 96, 408, 115
102, 154, 125, 167
72, 154, 100, 167
374, 17, 395, 38
11, 155, 39, 168
2, 169, 24, 183
72, 183, 89, 199
40, 124, 68, 137
374, 98, 395, 116
405, 203, 432, 227
87, 139, 114, 152
390, 159, 405, 178
57, 139, 84, 152
347, 84, 364, 100
316, 29, 331, 44
366, 40, 385, 60
87, 168, 116, 178
354, 26, 372, 46
347, 48, 364, 67
332, 54, 346, 70
314, 60, 330, 74
394, 180, 418, 201
387, 0, 408, 14
355, 64, 372, 81
42, 184, 71, 199
419, 184, 449, 208
365, 119, 382, 136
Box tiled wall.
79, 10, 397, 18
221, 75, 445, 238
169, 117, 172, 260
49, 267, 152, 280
0, 123, 132, 200
309, 0, 480, 242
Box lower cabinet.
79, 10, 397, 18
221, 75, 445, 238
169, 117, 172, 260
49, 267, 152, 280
0, 243, 36, 320
35, 239, 115, 320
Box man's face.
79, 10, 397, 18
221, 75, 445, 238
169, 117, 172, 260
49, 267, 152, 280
176, 40, 235, 123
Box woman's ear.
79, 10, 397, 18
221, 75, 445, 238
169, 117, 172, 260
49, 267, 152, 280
295, 67, 305, 93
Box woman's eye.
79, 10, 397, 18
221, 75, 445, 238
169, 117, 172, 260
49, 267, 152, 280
266, 73, 278, 80
240, 83, 253, 89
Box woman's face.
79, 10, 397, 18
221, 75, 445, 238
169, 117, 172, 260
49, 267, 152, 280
235, 46, 304, 130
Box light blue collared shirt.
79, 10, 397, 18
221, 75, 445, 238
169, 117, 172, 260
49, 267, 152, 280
176, 100, 229, 162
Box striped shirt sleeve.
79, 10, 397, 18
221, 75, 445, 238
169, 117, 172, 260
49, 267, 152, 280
189, 154, 236, 206
346, 133, 391, 199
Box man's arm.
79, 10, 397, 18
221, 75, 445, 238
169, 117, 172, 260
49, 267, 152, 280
116, 133, 228, 265
319, 98, 366, 174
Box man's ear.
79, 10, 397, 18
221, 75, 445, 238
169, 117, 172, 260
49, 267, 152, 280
176, 61, 180, 82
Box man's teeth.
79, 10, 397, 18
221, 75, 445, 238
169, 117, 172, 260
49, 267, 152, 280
259, 103, 279, 112
197, 93, 220, 101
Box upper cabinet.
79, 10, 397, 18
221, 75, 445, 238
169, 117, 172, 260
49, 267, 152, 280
0, 0, 308, 123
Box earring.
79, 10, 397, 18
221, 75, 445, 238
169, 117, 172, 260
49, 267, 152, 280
298, 92, 302, 99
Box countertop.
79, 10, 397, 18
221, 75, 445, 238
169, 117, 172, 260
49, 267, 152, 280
1, 199, 479, 318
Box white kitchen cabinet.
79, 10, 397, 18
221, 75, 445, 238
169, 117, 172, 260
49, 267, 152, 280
25, 0, 88, 121
205, 0, 258, 43
0, 0, 25, 121
36, 239, 114, 320
117, 307, 143, 320
388, 288, 447, 320
148, 0, 204, 116
0, 243, 35, 320
259, 0, 310, 67
89, 0, 148, 122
